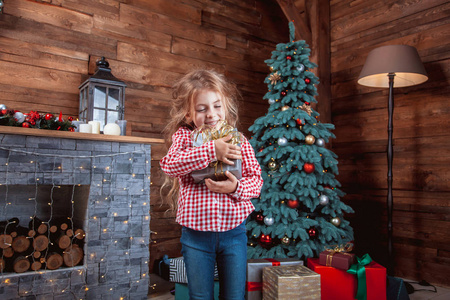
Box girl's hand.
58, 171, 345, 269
205, 171, 238, 194
214, 135, 241, 165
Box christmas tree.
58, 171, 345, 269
247, 22, 354, 259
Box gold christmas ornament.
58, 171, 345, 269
269, 72, 281, 85
281, 105, 290, 111
331, 217, 342, 227
281, 236, 290, 245
270, 66, 274, 72
268, 160, 278, 171
300, 103, 312, 116
305, 135, 316, 145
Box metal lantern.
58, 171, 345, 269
78, 57, 126, 131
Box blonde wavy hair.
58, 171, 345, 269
160, 69, 240, 211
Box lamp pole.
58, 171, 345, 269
387, 73, 395, 276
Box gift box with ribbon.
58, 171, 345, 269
246, 258, 303, 300
169, 256, 219, 284
190, 120, 242, 183
319, 243, 356, 270
307, 255, 386, 300
262, 265, 321, 300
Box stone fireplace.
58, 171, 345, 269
0, 127, 156, 299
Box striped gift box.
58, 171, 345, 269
169, 256, 219, 283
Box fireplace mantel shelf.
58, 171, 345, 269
0, 126, 164, 144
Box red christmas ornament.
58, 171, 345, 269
305, 102, 310, 105
286, 55, 292, 60
308, 227, 317, 238
281, 91, 287, 96
305, 78, 311, 84
255, 213, 264, 223
69, 127, 75, 132
22, 122, 31, 128
259, 234, 273, 248
1, 109, 8, 115
287, 199, 299, 209
296, 118, 304, 125
45, 113, 53, 120
68, 116, 74, 122
303, 163, 315, 174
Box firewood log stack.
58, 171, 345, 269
0, 216, 85, 273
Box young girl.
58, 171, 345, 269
160, 70, 263, 300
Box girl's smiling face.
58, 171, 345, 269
188, 89, 225, 128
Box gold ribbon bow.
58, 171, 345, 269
191, 120, 241, 180
191, 120, 241, 146
324, 243, 354, 266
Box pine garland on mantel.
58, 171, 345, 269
0, 104, 75, 131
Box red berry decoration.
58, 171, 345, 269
69, 127, 75, 132
286, 55, 292, 60
45, 113, 53, 120
22, 122, 31, 128
281, 91, 287, 96
305, 78, 311, 84
303, 163, 315, 174
287, 199, 299, 209
68, 116, 74, 122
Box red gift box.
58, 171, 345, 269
307, 258, 386, 300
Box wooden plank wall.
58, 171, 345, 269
0, 0, 289, 272
330, 0, 450, 287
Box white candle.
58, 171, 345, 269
71, 120, 84, 132
88, 121, 101, 134
103, 123, 121, 135
79, 124, 92, 133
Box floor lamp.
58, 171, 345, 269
357, 45, 428, 275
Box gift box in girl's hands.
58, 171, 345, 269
191, 120, 242, 183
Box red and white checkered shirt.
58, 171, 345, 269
160, 126, 263, 232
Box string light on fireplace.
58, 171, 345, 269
0, 145, 150, 298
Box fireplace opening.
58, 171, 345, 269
0, 184, 89, 274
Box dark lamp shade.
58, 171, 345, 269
358, 45, 428, 88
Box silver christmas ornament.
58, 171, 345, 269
319, 195, 329, 205
316, 138, 325, 147
277, 137, 288, 146
13, 112, 25, 123
297, 64, 305, 72
268, 98, 276, 105
264, 216, 274, 226
331, 217, 341, 227
0, 104, 6, 110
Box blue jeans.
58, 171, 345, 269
180, 221, 247, 300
